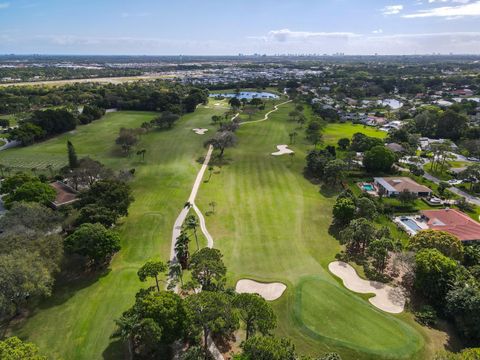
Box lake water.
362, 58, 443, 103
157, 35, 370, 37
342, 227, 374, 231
377, 99, 403, 109
210, 91, 279, 99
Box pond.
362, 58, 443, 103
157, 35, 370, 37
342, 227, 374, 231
210, 91, 279, 99
377, 99, 403, 109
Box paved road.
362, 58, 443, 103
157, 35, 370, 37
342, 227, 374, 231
422, 171, 480, 206
169, 144, 214, 260
240, 100, 292, 125
0, 138, 20, 151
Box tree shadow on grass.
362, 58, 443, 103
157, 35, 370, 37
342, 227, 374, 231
16, 256, 112, 319
319, 183, 342, 198
102, 338, 128, 360
6, 264, 112, 337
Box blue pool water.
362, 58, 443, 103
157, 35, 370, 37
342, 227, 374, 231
362, 184, 374, 191
210, 91, 279, 99
401, 218, 422, 232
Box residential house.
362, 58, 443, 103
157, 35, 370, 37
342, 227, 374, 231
374, 177, 433, 197
420, 209, 480, 243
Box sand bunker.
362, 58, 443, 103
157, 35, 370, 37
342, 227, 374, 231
235, 279, 286, 301
192, 128, 209, 135
328, 261, 405, 313
271, 145, 294, 156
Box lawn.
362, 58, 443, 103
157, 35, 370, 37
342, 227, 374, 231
6, 106, 225, 359
323, 123, 386, 146
196, 103, 425, 359
0, 111, 157, 171
4, 102, 437, 359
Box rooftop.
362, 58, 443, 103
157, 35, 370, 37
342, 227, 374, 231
50, 181, 78, 209
420, 209, 480, 242
374, 177, 432, 194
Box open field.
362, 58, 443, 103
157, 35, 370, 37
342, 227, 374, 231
2, 103, 444, 359
196, 104, 426, 359
5, 107, 222, 359
323, 123, 386, 146
0, 74, 176, 88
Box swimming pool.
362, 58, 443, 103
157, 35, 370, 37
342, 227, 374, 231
400, 218, 422, 232
362, 184, 374, 191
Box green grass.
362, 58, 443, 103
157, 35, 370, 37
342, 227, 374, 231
6, 107, 225, 360
197, 104, 424, 359
0, 112, 158, 171
323, 123, 386, 146
3, 104, 433, 359
296, 277, 422, 358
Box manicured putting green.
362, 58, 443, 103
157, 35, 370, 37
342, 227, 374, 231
296, 277, 422, 358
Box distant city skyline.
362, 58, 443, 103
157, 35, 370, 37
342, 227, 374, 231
1, 0, 480, 55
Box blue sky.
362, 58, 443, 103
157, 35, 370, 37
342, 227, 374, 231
1, 0, 479, 55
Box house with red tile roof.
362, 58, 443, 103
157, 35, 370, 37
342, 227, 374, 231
420, 209, 480, 243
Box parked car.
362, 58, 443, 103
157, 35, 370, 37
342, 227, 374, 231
448, 179, 463, 185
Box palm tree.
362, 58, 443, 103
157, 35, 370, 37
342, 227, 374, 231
185, 214, 200, 250
175, 230, 190, 269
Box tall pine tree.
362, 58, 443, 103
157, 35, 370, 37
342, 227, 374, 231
67, 140, 78, 169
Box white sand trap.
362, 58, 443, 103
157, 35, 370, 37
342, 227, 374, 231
271, 145, 294, 156
192, 128, 209, 135
328, 261, 406, 314
235, 279, 286, 301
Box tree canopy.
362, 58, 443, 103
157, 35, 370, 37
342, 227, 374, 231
65, 223, 120, 266
408, 230, 464, 260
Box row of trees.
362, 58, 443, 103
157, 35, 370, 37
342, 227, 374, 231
10, 106, 105, 146
0, 80, 208, 115
116, 245, 341, 360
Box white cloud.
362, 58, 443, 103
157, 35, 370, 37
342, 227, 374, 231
382, 5, 404, 15
256, 29, 359, 42
0, 2, 10, 9
247, 30, 480, 55
403, 0, 480, 17
3, 31, 480, 56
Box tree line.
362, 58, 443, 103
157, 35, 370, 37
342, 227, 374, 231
0, 142, 134, 323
